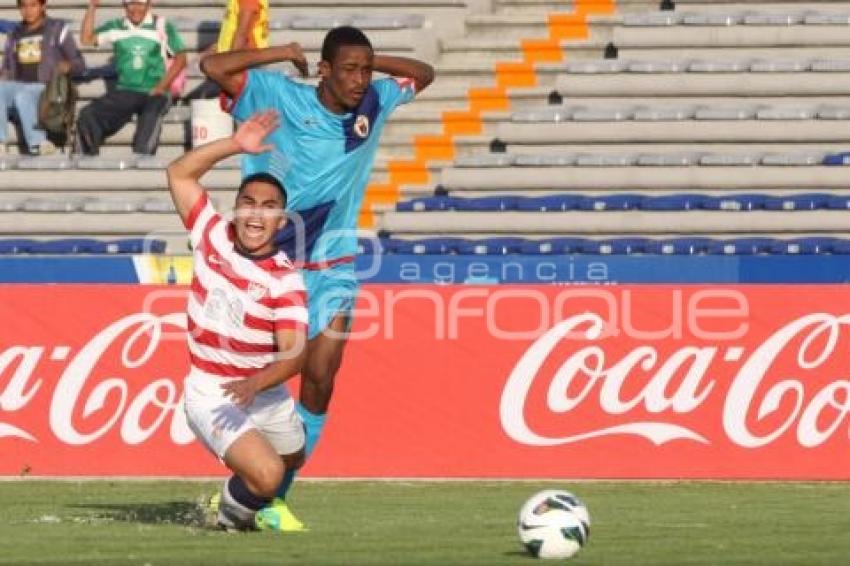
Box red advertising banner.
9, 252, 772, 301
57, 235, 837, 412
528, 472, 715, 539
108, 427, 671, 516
2, 285, 850, 479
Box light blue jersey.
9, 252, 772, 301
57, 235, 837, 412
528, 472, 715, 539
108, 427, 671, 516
228, 69, 416, 265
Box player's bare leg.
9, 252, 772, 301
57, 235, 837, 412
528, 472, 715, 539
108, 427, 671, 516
301, 312, 351, 416
214, 430, 288, 531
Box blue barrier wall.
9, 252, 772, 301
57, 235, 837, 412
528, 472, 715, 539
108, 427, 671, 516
1, 255, 849, 284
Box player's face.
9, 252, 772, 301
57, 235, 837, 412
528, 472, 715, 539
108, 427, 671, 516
18, 0, 46, 26
233, 181, 286, 257
321, 45, 374, 111
122, 1, 149, 25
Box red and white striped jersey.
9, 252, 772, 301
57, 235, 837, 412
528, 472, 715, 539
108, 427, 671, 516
184, 192, 307, 379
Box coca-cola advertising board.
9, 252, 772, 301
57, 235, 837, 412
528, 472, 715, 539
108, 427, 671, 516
2, 285, 850, 479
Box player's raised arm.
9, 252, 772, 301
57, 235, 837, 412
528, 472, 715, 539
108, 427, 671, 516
200, 43, 309, 97
373, 54, 435, 94
166, 110, 280, 225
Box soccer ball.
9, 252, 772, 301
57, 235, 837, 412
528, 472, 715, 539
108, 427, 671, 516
517, 489, 590, 560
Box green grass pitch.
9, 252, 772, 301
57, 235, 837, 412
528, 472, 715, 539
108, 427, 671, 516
1, 480, 849, 565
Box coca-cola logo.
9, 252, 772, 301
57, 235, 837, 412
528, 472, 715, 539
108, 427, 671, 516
500, 312, 850, 449
0, 313, 195, 446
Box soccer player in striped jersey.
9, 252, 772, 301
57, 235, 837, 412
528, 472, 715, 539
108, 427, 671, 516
168, 110, 309, 532
202, 25, 434, 529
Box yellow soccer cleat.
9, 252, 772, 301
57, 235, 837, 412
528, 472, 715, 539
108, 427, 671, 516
254, 498, 307, 532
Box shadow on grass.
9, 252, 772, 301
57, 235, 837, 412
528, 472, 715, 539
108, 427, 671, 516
67, 501, 206, 527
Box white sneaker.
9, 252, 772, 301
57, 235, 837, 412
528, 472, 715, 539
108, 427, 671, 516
32, 141, 56, 156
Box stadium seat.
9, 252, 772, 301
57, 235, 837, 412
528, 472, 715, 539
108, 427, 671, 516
81, 199, 139, 213
511, 107, 574, 122
756, 107, 816, 120
681, 12, 741, 26
518, 238, 586, 255
688, 60, 747, 73
627, 60, 689, 73
22, 198, 84, 213
0, 156, 18, 171
699, 153, 760, 166
830, 240, 850, 254
708, 238, 776, 255
665, 237, 715, 255
139, 199, 177, 213
30, 238, 108, 254
76, 156, 137, 170
823, 152, 850, 165
622, 12, 682, 26
0, 239, 37, 254
0, 199, 23, 212
811, 59, 850, 72
636, 153, 701, 166
564, 60, 627, 74
640, 194, 706, 211
826, 195, 850, 209
760, 153, 823, 166
701, 194, 767, 211
397, 197, 451, 212
514, 154, 576, 166
290, 16, 352, 29
578, 194, 643, 211
351, 14, 423, 29
452, 196, 519, 212
762, 193, 831, 210
742, 12, 803, 26
455, 237, 526, 255
390, 238, 466, 255
135, 156, 170, 170
632, 106, 695, 121
515, 195, 583, 212
454, 154, 515, 168
804, 12, 850, 25
108, 238, 167, 254
572, 107, 634, 122
768, 237, 838, 255
749, 59, 810, 72
16, 156, 73, 170
694, 106, 756, 120
817, 106, 850, 120
575, 154, 636, 167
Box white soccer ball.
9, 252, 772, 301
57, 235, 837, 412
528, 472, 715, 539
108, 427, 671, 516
517, 489, 591, 560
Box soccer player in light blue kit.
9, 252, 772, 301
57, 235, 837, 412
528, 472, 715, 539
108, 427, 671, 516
202, 26, 434, 530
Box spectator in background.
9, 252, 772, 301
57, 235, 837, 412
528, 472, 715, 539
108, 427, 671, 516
0, 0, 85, 156
217, 0, 269, 53
77, 0, 187, 156
189, 0, 269, 99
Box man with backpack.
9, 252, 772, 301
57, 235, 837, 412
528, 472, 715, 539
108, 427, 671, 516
77, 0, 187, 156
0, 0, 85, 155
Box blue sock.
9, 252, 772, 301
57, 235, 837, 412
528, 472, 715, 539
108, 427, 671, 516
296, 402, 327, 457
275, 403, 327, 500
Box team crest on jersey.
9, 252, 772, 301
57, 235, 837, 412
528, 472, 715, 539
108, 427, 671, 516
248, 281, 269, 301
353, 114, 370, 138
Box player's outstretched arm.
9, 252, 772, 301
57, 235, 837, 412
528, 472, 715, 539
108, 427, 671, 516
200, 43, 308, 97
166, 110, 280, 225
374, 55, 435, 94
221, 328, 308, 407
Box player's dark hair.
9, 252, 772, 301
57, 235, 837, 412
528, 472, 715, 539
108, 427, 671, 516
17, 0, 47, 6
321, 26, 372, 63
237, 172, 287, 208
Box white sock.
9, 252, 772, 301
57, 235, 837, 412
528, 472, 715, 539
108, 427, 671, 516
217, 478, 256, 529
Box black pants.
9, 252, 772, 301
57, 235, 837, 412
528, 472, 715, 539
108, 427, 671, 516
76, 89, 170, 155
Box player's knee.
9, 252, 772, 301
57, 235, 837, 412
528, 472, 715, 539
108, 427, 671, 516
251, 460, 285, 498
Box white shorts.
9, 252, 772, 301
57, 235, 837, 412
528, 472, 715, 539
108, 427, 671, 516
183, 371, 305, 460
